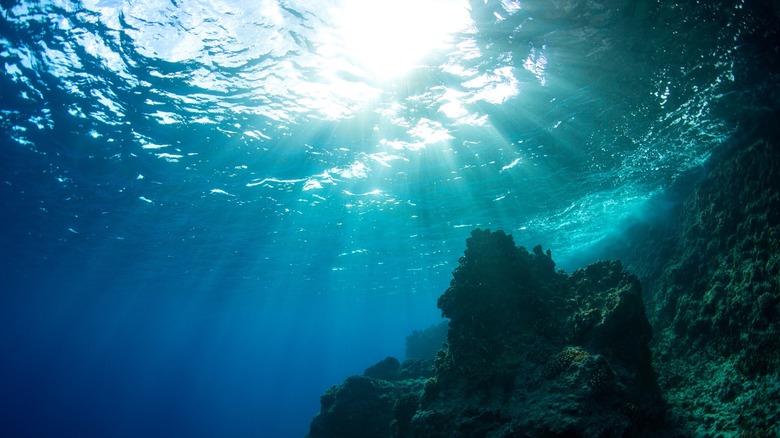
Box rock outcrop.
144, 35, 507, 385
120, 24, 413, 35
308, 131, 780, 438
308, 230, 666, 437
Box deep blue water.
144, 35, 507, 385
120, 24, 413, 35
1, 0, 777, 436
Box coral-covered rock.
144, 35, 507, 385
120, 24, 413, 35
648, 136, 780, 435
581, 132, 780, 436
415, 230, 664, 437
398, 358, 435, 380
654, 137, 780, 370
307, 375, 426, 438
308, 133, 780, 437
436, 230, 567, 380
363, 356, 401, 380
566, 261, 654, 376
405, 322, 448, 360
309, 229, 666, 437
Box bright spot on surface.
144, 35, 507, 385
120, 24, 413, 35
210, 188, 235, 196
500, 158, 522, 172
330, 0, 471, 79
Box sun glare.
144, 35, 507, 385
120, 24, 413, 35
330, 0, 472, 79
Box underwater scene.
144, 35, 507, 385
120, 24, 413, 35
1, 0, 778, 436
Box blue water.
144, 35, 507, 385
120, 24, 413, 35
1, 0, 777, 436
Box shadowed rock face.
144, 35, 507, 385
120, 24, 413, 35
405, 322, 448, 361
418, 230, 663, 437
308, 229, 666, 438
308, 132, 780, 437
539, 130, 780, 436
436, 231, 566, 380
651, 137, 780, 374
633, 135, 780, 436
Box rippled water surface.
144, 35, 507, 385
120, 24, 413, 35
1, 0, 778, 436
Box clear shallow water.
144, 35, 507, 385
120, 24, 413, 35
1, 0, 777, 436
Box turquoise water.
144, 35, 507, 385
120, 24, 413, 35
1, 0, 777, 436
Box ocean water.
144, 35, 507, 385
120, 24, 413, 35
0, 0, 777, 436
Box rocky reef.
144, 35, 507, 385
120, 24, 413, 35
603, 134, 780, 436
308, 230, 666, 437
307, 131, 780, 437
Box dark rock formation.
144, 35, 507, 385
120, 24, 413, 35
405, 322, 448, 361
581, 131, 780, 436
308, 229, 666, 437
364, 356, 401, 380
308, 132, 780, 438
415, 232, 664, 437
307, 374, 425, 438
308, 357, 434, 438
643, 136, 780, 436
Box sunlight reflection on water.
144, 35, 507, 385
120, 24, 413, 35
1, 0, 748, 265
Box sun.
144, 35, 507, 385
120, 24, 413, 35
327, 0, 472, 79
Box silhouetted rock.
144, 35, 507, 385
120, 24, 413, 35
398, 358, 435, 380
405, 322, 448, 360
307, 375, 426, 438
414, 230, 664, 437
363, 356, 401, 380
308, 229, 666, 437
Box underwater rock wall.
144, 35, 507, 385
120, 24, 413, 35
308, 230, 666, 437
577, 132, 780, 435
645, 136, 780, 436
